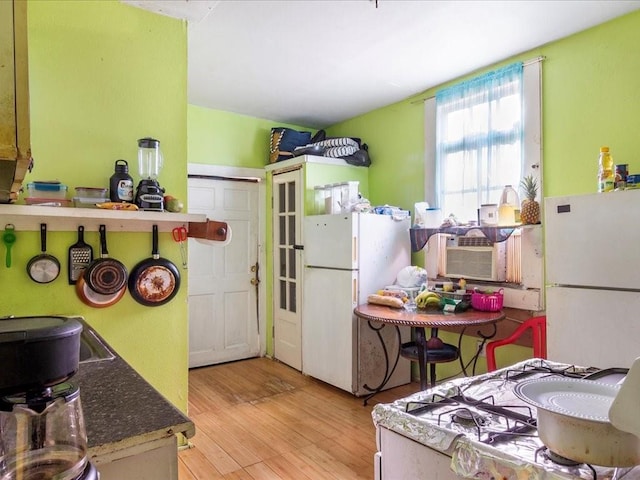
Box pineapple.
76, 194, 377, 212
520, 175, 540, 224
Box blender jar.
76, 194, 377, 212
137, 137, 163, 180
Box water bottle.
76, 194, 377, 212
109, 159, 134, 202
498, 185, 520, 225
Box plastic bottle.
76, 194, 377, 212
498, 185, 520, 225
109, 159, 134, 202
598, 146, 615, 193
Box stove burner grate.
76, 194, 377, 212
450, 408, 488, 427
535, 446, 597, 479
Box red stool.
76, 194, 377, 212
485, 316, 547, 371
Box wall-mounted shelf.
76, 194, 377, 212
0, 204, 203, 233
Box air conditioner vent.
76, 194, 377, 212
457, 236, 492, 247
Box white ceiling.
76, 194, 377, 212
124, 0, 640, 129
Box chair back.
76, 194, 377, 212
486, 315, 547, 371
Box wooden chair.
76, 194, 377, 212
485, 315, 547, 371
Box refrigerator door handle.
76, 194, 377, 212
293, 244, 304, 250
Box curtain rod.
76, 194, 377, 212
409, 55, 546, 105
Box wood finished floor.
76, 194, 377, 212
178, 357, 418, 480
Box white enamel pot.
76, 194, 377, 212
515, 377, 640, 467
536, 405, 640, 467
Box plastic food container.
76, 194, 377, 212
73, 197, 107, 208
24, 198, 72, 207
75, 187, 108, 198
26, 182, 68, 199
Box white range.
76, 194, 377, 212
373, 359, 640, 480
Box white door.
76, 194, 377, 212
272, 168, 303, 371
187, 176, 260, 368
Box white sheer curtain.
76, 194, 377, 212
435, 62, 523, 223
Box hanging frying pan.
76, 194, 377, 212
84, 224, 128, 295
76, 270, 126, 308
27, 224, 60, 284
128, 225, 180, 306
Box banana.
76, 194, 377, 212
415, 290, 442, 309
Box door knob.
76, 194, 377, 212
250, 278, 259, 286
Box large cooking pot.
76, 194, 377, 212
515, 377, 640, 467
0, 316, 82, 396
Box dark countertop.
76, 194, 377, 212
74, 356, 195, 459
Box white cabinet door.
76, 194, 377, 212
302, 267, 356, 392
546, 286, 640, 368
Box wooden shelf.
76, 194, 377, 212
0, 204, 206, 233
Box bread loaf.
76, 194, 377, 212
367, 294, 404, 309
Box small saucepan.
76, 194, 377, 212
84, 224, 128, 295
128, 225, 180, 307
27, 223, 60, 284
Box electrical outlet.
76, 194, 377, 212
477, 340, 486, 357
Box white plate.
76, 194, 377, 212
514, 377, 620, 423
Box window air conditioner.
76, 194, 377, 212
444, 235, 506, 282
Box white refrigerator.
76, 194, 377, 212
302, 213, 412, 395
545, 190, 640, 369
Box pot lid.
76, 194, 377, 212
0, 317, 82, 344
514, 377, 620, 423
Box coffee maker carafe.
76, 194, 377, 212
0, 317, 99, 480
134, 137, 165, 211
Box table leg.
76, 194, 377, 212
361, 320, 402, 406
415, 327, 427, 391
457, 322, 498, 376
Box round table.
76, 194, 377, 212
354, 304, 505, 402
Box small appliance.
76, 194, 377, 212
0, 317, 99, 480
134, 137, 165, 211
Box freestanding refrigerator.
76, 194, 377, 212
302, 212, 411, 395
545, 190, 640, 369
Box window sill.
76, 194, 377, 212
410, 224, 541, 252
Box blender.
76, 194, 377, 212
134, 137, 165, 211
0, 317, 99, 480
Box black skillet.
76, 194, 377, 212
128, 224, 180, 306
27, 224, 60, 284
84, 224, 128, 295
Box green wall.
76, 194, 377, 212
0, 1, 189, 411
188, 104, 310, 168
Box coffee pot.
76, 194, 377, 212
134, 137, 165, 211
0, 317, 99, 480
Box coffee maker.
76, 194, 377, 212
134, 137, 165, 211
0, 317, 99, 480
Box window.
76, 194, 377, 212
423, 59, 543, 307
436, 62, 523, 223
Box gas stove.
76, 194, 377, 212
373, 359, 639, 480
